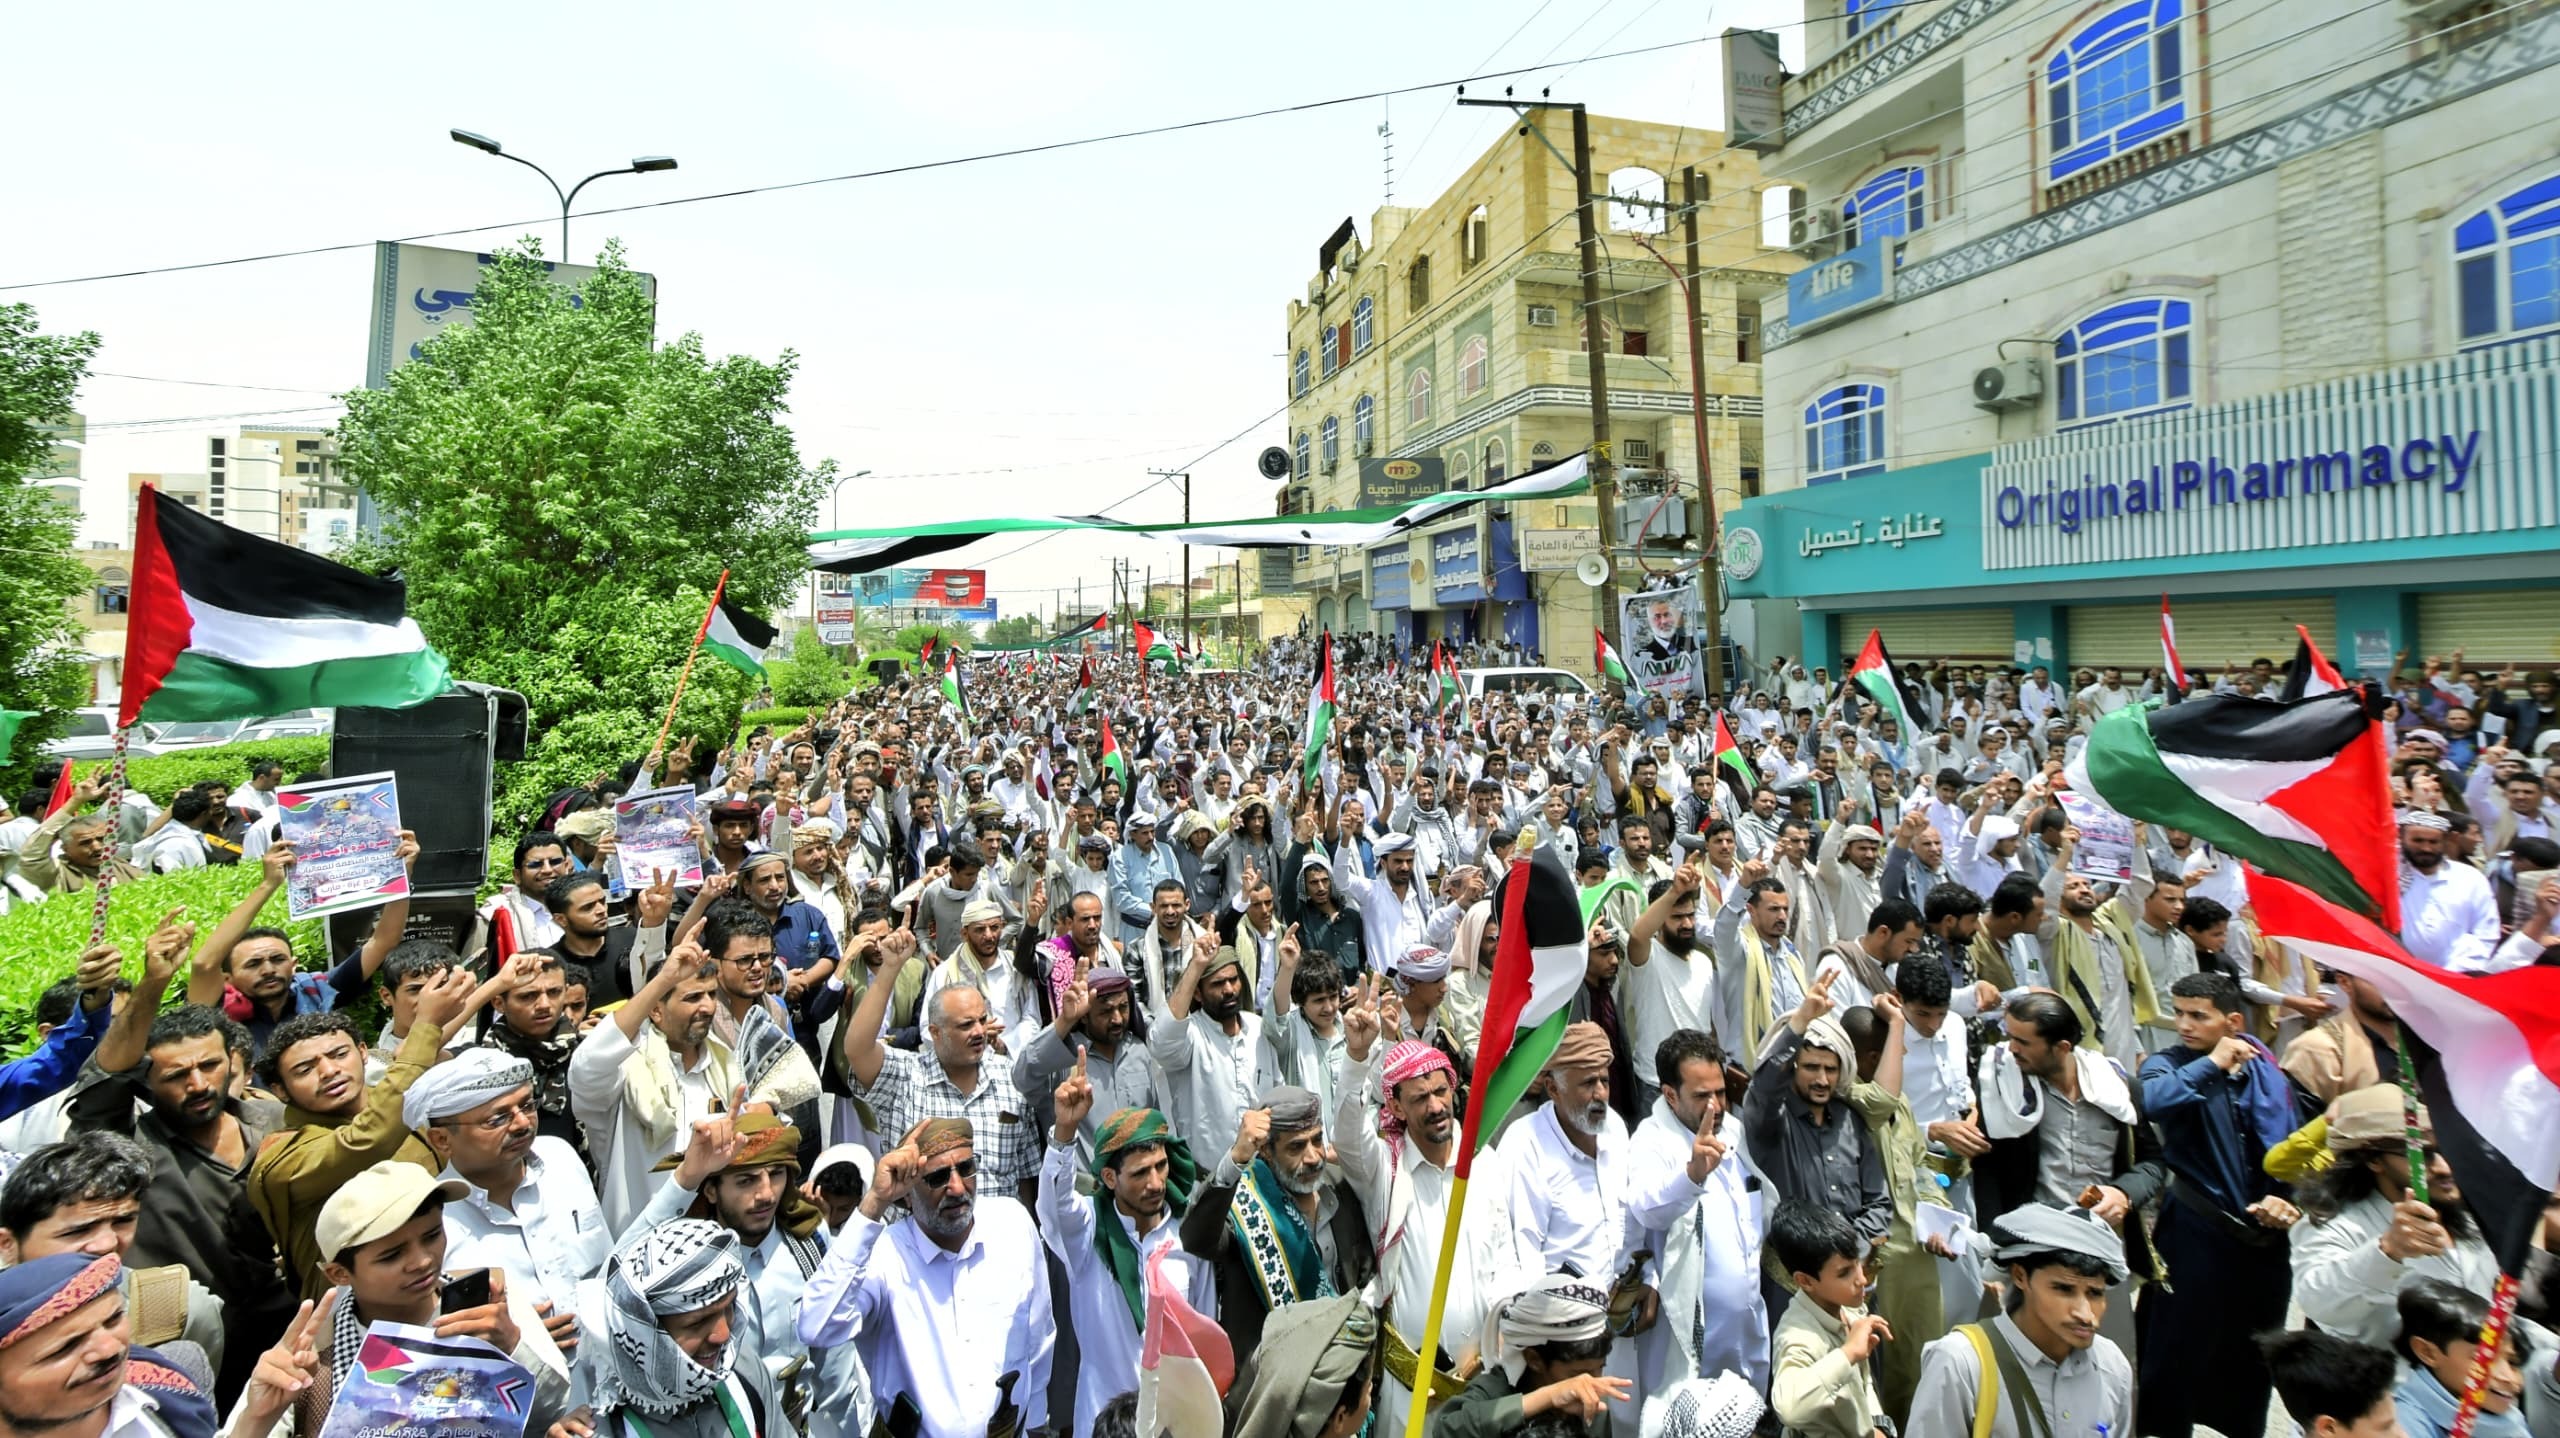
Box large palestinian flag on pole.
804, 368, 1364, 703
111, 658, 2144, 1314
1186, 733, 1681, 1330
1710, 713, 1756, 809
1099, 715, 1130, 787
1069, 656, 1098, 715
1595, 629, 1635, 690
1430, 640, 1461, 715
1457, 846, 1591, 1176
939, 648, 971, 720
701, 585, 775, 678
2065, 687, 2399, 926
1841, 629, 1921, 740
1300, 632, 1336, 790
122, 485, 449, 726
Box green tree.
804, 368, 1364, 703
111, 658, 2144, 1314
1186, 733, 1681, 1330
767, 624, 854, 707
0, 304, 101, 790
982, 615, 1043, 648
890, 622, 971, 657
336, 243, 834, 825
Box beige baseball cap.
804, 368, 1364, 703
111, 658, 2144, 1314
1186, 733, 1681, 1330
316, 1160, 468, 1264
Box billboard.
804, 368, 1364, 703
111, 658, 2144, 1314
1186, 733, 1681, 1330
365, 242, 658, 389
854, 569, 989, 609
1357, 456, 1445, 508
1722, 29, 1787, 151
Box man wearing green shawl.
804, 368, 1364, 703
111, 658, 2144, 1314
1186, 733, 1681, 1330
1181, 1083, 1376, 1355
1036, 1056, 1214, 1438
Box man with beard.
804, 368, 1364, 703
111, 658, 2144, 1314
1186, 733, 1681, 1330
1564, 923, 1642, 1128
1624, 864, 1713, 1094
414, 1049, 605, 1324
922, 897, 1041, 1059
1034, 891, 1125, 1014
843, 933, 1036, 1200
2398, 810, 2499, 971
1912, 884, 2003, 1018
1604, 813, 1674, 944
1130, 878, 1210, 1017
1627, 1028, 1768, 1397
2035, 827, 2162, 1070
1149, 934, 1277, 1171
800, 1118, 1051, 1438
1037, 1081, 1208, 1438
1710, 865, 1812, 1066
1906, 1205, 2136, 1438
1740, 982, 1890, 1316
560, 1219, 770, 1438
1012, 968, 1154, 1159
476, 831, 573, 958
471, 952, 585, 1158
1182, 1084, 1376, 1355
1819, 899, 1923, 1013
1339, 833, 1468, 976
2290, 1085, 2498, 1345
543, 870, 673, 1011
730, 852, 844, 1048
1813, 798, 1885, 955
1768, 818, 1827, 949
1274, 849, 1364, 977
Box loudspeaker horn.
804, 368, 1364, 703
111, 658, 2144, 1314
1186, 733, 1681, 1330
1574, 553, 1613, 587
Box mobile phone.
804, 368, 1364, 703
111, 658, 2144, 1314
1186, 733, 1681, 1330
440, 1268, 492, 1314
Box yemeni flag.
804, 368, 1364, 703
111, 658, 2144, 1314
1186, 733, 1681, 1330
698, 577, 775, 678
1458, 846, 1591, 1175
1841, 629, 1921, 741
1431, 640, 1462, 715
1710, 712, 1756, 809
2160, 595, 2187, 702
1069, 657, 1098, 715
121, 485, 448, 727
2251, 874, 2560, 1276
938, 648, 971, 720
1595, 628, 1635, 690
1136, 1244, 1233, 1438
2066, 687, 2400, 927
1299, 631, 1337, 790
2279, 624, 2347, 702
1099, 715, 1131, 787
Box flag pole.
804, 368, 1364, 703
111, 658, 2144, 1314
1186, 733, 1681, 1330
83, 728, 136, 948
656, 569, 729, 773
2451, 1274, 2523, 1438
1397, 1176, 1470, 1438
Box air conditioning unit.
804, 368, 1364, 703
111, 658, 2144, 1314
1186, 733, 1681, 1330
1528, 304, 1559, 327
1308, 278, 1326, 305
1972, 358, 2046, 412
1356, 439, 1377, 457
1789, 207, 1843, 259
1339, 244, 1362, 274
1618, 437, 1655, 464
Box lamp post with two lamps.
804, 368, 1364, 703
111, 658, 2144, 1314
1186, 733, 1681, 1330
448, 129, 677, 262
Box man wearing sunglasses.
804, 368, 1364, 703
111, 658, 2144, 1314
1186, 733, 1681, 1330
2288, 1084, 2498, 1346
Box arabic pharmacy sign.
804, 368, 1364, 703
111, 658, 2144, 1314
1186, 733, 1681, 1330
1797, 512, 1948, 558
365, 242, 658, 389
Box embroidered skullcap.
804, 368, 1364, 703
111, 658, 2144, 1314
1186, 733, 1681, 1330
909, 1117, 975, 1164
401, 1048, 536, 1129
1985, 1201, 2130, 1284
738, 849, 791, 877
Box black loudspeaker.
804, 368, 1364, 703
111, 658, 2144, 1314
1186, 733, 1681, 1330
331, 684, 525, 899
867, 658, 903, 684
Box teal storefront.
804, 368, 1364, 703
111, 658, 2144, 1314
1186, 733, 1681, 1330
1720, 339, 2560, 676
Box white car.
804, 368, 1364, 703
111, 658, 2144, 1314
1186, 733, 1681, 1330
1458, 666, 1594, 704
236, 709, 334, 743
148, 719, 248, 750
43, 707, 166, 762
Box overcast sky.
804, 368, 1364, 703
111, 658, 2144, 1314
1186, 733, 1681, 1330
5, 0, 1800, 619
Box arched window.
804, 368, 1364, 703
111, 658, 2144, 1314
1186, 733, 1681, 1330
1353, 296, 1376, 352
1607, 168, 1668, 234
94, 566, 130, 615
1408, 367, 1433, 425
2453, 171, 2560, 348
1530, 440, 1556, 458
2055, 297, 2194, 425
1320, 415, 1340, 470
1462, 205, 1490, 269
1448, 448, 1474, 491
1804, 384, 1887, 485
1353, 394, 1375, 448
1844, 167, 1926, 248
1409, 257, 1432, 309
2043, 0, 2187, 184
1459, 335, 1490, 395
1293, 349, 1310, 396
1483, 438, 1508, 487
1293, 430, 1311, 479
1321, 326, 1340, 378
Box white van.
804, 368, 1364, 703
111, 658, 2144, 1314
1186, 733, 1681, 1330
1457, 667, 1594, 704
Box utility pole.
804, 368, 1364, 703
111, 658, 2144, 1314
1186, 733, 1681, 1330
1683, 165, 1725, 700
1150, 469, 1193, 649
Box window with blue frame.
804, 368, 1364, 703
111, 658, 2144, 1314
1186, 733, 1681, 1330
1353, 296, 1375, 352
2055, 297, 2193, 425
1294, 430, 1310, 478
1293, 349, 1310, 396
2044, 0, 2185, 184
1804, 384, 1886, 485
2453, 172, 2560, 347
1844, 166, 1925, 248
1320, 415, 1340, 469
1321, 326, 1340, 377
1354, 394, 1375, 447
1845, 0, 1909, 40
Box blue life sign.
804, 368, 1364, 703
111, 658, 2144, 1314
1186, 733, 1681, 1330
1785, 238, 1893, 335
1431, 525, 1486, 605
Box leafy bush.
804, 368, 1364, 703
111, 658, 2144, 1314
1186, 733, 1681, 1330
111, 738, 333, 807
0, 864, 325, 1058
738, 706, 812, 733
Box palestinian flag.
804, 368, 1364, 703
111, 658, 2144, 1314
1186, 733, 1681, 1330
1299, 631, 1336, 790
1069, 657, 1098, 715
43, 759, 77, 818
699, 576, 774, 679
2252, 874, 2560, 1276
1132, 620, 1179, 671
2065, 687, 2399, 926
1431, 640, 1462, 715
1710, 712, 1756, 809
1457, 846, 1590, 1175
939, 648, 971, 720
1841, 629, 1920, 741
2278, 624, 2346, 702
918, 635, 938, 668
121, 484, 448, 727
1099, 715, 1130, 787
1136, 1244, 1233, 1438
0, 710, 33, 766
2160, 595, 2187, 702
1595, 629, 1634, 690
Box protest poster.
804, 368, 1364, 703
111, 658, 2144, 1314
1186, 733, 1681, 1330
1617, 583, 1706, 701
275, 772, 409, 920
2055, 788, 2137, 882
617, 783, 705, 887
316, 1320, 534, 1438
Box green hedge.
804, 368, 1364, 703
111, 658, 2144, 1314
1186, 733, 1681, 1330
0, 864, 325, 1058
93, 737, 335, 807
737, 706, 813, 732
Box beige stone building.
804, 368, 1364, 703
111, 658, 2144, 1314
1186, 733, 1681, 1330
1278, 110, 1796, 663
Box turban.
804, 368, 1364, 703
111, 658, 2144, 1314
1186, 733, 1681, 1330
1086, 966, 1133, 997
655, 1114, 825, 1240
1090, 1109, 1201, 1331
2399, 809, 2452, 832
2329, 1084, 2429, 1151
960, 896, 1006, 926
402, 1049, 535, 1130
1643, 1373, 1768, 1438
1547, 1022, 1613, 1075
556, 809, 616, 844
1390, 945, 1451, 989
1202, 947, 1247, 982
910, 1117, 975, 1165
1450, 899, 1495, 978
1378, 1041, 1456, 1144
1841, 824, 1885, 845
1985, 1202, 2130, 1285
595, 1220, 749, 1420
1227, 1295, 1383, 1438
0, 1253, 120, 1351
1373, 832, 1416, 856
1802, 1015, 1858, 1069
1260, 1084, 1324, 1136
1977, 816, 2021, 845
738, 850, 791, 878
1484, 1273, 1612, 1381
791, 822, 837, 851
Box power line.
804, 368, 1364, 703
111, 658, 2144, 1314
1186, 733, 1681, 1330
88, 372, 344, 396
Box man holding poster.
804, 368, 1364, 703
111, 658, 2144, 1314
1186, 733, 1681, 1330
1620, 585, 1704, 702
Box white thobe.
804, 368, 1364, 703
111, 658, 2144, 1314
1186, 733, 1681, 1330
437, 1136, 609, 1311
1145, 1005, 1276, 1170
1627, 1101, 1768, 1394
1035, 1141, 1216, 1438
1620, 939, 1716, 1089
2401, 862, 2501, 972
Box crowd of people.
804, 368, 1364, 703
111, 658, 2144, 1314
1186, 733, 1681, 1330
0, 633, 2552, 1438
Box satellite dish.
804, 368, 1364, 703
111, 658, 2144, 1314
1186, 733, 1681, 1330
1257, 446, 1292, 480
1574, 553, 1614, 587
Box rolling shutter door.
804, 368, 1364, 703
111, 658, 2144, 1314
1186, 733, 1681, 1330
1830, 608, 2012, 664
2417, 591, 2560, 668
2068, 598, 2335, 670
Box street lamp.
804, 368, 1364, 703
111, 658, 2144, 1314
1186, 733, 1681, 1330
827, 469, 875, 530
449, 129, 678, 261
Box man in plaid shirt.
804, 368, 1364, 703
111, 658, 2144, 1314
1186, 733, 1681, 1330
837, 926, 1039, 1199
